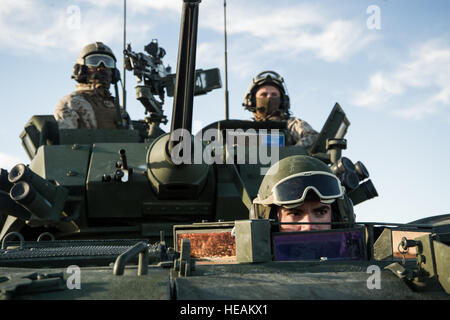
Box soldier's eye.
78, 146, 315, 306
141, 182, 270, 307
314, 207, 330, 217
284, 209, 303, 217
292, 211, 305, 217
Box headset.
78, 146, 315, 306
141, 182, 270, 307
72, 63, 121, 84
242, 71, 291, 116
70, 42, 126, 128
72, 42, 121, 84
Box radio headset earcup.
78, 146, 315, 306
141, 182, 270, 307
111, 68, 121, 84
71, 64, 88, 83
283, 94, 290, 114
243, 92, 256, 112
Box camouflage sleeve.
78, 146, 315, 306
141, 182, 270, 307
54, 93, 98, 129
287, 117, 319, 148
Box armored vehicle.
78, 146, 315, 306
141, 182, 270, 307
0, 0, 449, 301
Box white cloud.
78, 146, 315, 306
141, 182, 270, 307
352, 72, 404, 108
0, 0, 182, 56
79, 0, 181, 12
0, 0, 374, 64
195, 1, 377, 80
200, 2, 375, 63
301, 20, 374, 62
352, 39, 450, 119
0, 153, 26, 171
201, 2, 326, 36
0, 0, 124, 55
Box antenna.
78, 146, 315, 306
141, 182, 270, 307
223, 0, 230, 120
122, 0, 127, 110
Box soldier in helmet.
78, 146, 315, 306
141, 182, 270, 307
251, 155, 353, 232
243, 71, 318, 148
54, 42, 130, 129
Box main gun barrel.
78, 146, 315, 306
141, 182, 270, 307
169, 0, 201, 154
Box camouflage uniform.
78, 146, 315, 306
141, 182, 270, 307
259, 113, 319, 148
287, 117, 318, 148
244, 71, 319, 148
54, 83, 121, 129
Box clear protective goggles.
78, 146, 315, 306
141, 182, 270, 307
254, 171, 345, 208
84, 54, 115, 68
253, 70, 284, 85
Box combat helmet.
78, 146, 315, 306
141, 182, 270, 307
251, 155, 354, 227
243, 70, 290, 119
72, 42, 120, 83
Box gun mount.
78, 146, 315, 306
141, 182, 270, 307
124, 38, 222, 138
124, 39, 171, 131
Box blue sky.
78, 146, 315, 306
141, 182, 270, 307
1, 0, 449, 223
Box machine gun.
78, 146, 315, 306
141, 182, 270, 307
124, 39, 172, 130
124, 40, 171, 87
124, 39, 222, 136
